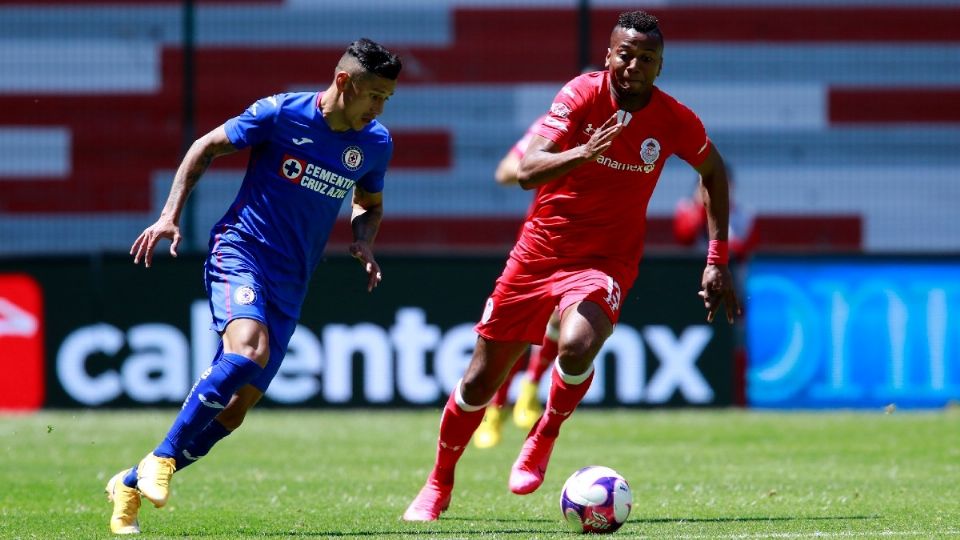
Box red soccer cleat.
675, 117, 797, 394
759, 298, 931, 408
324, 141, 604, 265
509, 431, 557, 495
402, 477, 452, 522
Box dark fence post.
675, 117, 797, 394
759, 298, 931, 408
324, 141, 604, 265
577, 0, 591, 71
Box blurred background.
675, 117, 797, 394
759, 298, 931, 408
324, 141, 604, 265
1, 0, 958, 412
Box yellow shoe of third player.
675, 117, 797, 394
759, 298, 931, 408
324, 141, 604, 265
105, 469, 141, 535
512, 379, 542, 430
136, 454, 176, 508
473, 406, 503, 449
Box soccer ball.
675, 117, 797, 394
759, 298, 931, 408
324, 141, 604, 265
559, 466, 632, 534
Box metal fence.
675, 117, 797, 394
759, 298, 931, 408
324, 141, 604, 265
2, 0, 959, 256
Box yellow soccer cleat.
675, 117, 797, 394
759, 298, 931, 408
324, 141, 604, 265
472, 406, 503, 449
136, 454, 176, 508
512, 379, 542, 430
105, 469, 141, 535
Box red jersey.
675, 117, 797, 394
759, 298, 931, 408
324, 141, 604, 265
514, 71, 711, 273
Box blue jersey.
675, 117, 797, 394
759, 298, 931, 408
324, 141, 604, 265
216, 91, 392, 316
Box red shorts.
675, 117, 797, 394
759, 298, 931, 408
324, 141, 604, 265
474, 255, 636, 344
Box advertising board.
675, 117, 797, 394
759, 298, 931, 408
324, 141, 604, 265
746, 256, 960, 408
0, 255, 734, 408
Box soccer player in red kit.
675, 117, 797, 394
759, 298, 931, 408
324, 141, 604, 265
403, 10, 740, 521
472, 114, 561, 449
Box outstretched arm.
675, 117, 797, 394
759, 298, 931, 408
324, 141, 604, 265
694, 145, 741, 323
130, 125, 237, 267
494, 151, 522, 185
349, 185, 383, 292
516, 113, 622, 190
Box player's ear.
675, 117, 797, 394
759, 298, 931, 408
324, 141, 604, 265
604, 48, 611, 69
334, 71, 350, 92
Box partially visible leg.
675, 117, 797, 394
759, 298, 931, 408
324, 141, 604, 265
531, 311, 561, 381
403, 337, 529, 521
138, 318, 268, 508
119, 348, 265, 481
107, 343, 264, 535
510, 301, 612, 495
514, 312, 560, 428
175, 385, 263, 471
474, 349, 527, 449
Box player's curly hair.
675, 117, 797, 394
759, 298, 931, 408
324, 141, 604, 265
347, 38, 403, 80
616, 11, 663, 41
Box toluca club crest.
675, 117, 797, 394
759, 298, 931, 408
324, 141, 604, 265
640, 138, 661, 165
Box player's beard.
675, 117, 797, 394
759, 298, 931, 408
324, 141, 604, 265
614, 74, 647, 96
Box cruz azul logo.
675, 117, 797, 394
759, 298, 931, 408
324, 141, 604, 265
342, 146, 363, 171
279, 153, 356, 200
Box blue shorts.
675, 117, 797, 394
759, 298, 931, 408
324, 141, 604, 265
204, 246, 298, 392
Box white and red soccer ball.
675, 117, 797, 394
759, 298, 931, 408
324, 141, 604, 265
560, 466, 633, 534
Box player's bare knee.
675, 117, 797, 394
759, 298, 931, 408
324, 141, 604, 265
558, 337, 599, 362
459, 375, 497, 406
556, 354, 594, 377
239, 345, 269, 368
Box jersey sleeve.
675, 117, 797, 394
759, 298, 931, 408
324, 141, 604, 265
672, 101, 711, 167
223, 94, 283, 150
532, 79, 591, 148
356, 136, 392, 194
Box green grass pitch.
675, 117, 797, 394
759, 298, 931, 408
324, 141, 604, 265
2, 408, 958, 539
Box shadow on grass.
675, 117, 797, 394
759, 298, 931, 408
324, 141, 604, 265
635, 514, 881, 524
169, 528, 548, 538
168, 515, 881, 537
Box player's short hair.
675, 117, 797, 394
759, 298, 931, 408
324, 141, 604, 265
344, 38, 403, 80
616, 11, 663, 43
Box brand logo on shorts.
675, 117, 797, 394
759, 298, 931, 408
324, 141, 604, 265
604, 276, 622, 313
234, 286, 257, 306
481, 298, 494, 324
342, 146, 363, 171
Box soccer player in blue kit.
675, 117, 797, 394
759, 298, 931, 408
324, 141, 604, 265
104, 38, 402, 535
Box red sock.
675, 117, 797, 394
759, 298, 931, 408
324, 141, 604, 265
528, 336, 557, 382
492, 350, 527, 407
433, 390, 485, 484
538, 366, 594, 438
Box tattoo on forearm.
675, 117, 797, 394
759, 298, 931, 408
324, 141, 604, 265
189, 151, 215, 185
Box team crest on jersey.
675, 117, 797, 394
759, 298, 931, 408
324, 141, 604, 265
550, 102, 572, 118
640, 138, 661, 165
640, 138, 661, 172
342, 146, 363, 171
234, 286, 257, 306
